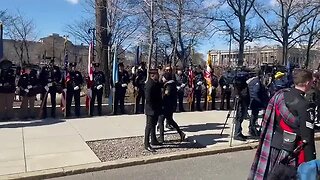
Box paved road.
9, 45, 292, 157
51, 142, 320, 180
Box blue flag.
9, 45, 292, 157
135, 46, 140, 66
0, 22, 3, 60
112, 48, 118, 86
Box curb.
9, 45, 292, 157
3, 135, 320, 180
1, 142, 259, 180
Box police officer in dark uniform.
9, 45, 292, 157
211, 72, 219, 110
133, 62, 147, 114
18, 64, 39, 119
144, 69, 162, 152
66, 62, 83, 117
219, 70, 232, 110
0, 59, 16, 121
114, 62, 130, 115
90, 63, 105, 116
306, 71, 320, 126
39, 59, 61, 118
175, 67, 188, 112
192, 65, 205, 111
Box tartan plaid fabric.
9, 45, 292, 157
248, 89, 298, 180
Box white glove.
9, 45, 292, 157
197, 82, 202, 86
0, 83, 3, 87
177, 86, 181, 90
27, 85, 32, 89
223, 85, 226, 89
97, 84, 103, 90
74, 86, 80, 91
121, 84, 127, 88
47, 83, 53, 87
24, 89, 29, 93
181, 84, 186, 88
45, 86, 49, 92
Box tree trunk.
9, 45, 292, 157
96, 0, 110, 97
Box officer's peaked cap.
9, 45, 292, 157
69, 62, 77, 67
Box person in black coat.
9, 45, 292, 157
89, 63, 105, 116
133, 62, 147, 114
175, 67, 188, 112
144, 69, 162, 152
192, 65, 205, 111
114, 62, 130, 115
158, 72, 186, 143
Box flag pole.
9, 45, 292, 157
0, 22, 3, 60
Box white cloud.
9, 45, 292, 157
65, 0, 80, 5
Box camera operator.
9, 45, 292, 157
233, 69, 250, 141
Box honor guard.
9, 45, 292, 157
133, 62, 147, 114
175, 67, 188, 112
113, 62, 130, 115
18, 64, 39, 119
210, 72, 219, 110
219, 70, 232, 110
66, 62, 83, 117
0, 59, 16, 121
89, 63, 105, 116
192, 65, 205, 111
39, 60, 62, 118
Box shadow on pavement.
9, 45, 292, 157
180, 123, 227, 132
0, 119, 65, 128
187, 133, 229, 147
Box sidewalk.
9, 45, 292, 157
0, 110, 260, 177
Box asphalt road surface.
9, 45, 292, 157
51, 142, 320, 180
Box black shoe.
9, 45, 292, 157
234, 134, 247, 141
180, 132, 186, 142
145, 146, 156, 152
249, 128, 260, 137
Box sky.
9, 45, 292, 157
1, 0, 276, 55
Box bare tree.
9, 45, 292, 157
254, 0, 320, 65
5, 11, 37, 65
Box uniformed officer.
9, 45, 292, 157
66, 62, 83, 117
133, 62, 147, 114
192, 65, 205, 111
18, 64, 39, 119
39, 59, 62, 118
0, 59, 16, 121
210, 72, 219, 110
175, 67, 188, 112
89, 63, 105, 116
144, 69, 162, 152
306, 71, 320, 126
114, 62, 130, 115
219, 70, 232, 110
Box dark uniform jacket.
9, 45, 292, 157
115, 70, 130, 88
0, 68, 16, 93
133, 69, 147, 90
284, 88, 316, 161
175, 73, 188, 92
92, 71, 106, 89
211, 74, 219, 89
162, 80, 177, 113
219, 74, 231, 92
247, 76, 268, 109
39, 65, 61, 88
145, 79, 162, 116
18, 72, 39, 97
66, 71, 83, 91
194, 71, 205, 90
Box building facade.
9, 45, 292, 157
209, 45, 320, 69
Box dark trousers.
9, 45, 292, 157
144, 115, 159, 148
249, 107, 260, 130
211, 89, 217, 110
220, 90, 231, 110
114, 87, 126, 114
42, 89, 56, 118
90, 89, 103, 116
135, 89, 145, 114
177, 90, 185, 111
158, 111, 182, 142
191, 89, 202, 111
234, 100, 248, 136
66, 89, 81, 117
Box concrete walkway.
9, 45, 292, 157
0, 110, 259, 176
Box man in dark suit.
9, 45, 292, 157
144, 69, 162, 152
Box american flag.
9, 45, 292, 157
204, 53, 212, 101
61, 50, 69, 112
85, 42, 94, 110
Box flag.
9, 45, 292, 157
0, 22, 3, 60
112, 47, 119, 86
86, 42, 94, 110
204, 53, 212, 102
60, 45, 69, 112
135, 46, 140, 66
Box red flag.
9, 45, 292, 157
86, 42, 94, 110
